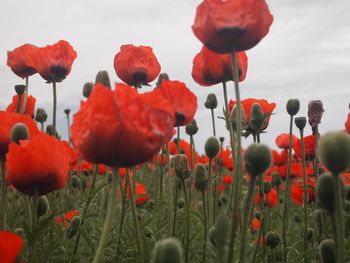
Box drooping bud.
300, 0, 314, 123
95, 70, 111, 88
66, 216, 81, 239
185, 119, 198, 136
286, 99, 300, 116
249, 103, 264, 132
205, 137, 220, 159
150, 238, 184, 263
294, 116, 307, 130
265, 231, 281, 249
64, 109, 71, 115
15, 84, 26, 96
319, 239, 336, 263
173, 154, 189, 181
194, 164, 208, 192
204, 93, 218, 109
35, 108, 48, 123
83, 82, 94, 98
244, 143, 272, 177
316, 173, 344, 213
37, 196, 49, 217
11, 123, 29, 144
318, 132, 350, 175
156, 73, 169, 86
308, 100, 324, 128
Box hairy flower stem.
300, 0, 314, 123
333, 174, 344, 263
298, 128, 308, 263
116, 176, 128, 263
52, 81, 57, 136
208, 159, 213, 227
16, 94, 23, 113
239, 176, 257, 262
166, 143, 173, 237
182, 179, 190, 263
227, 48, 243, 263
66, 112, 71, 145
93, 166, 119, 263
172, 180, 179, 236
259, 175, 266, 260
177, 126, 180, 153
29, 188, 39, 263
20, 76, 29, 114
211, 108, 216, 136
189, 135, 194, 204
0, 158, 6, 229
282, 115, 294, 263
201, 191, 207, 262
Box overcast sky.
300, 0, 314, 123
0, 0, 349, 152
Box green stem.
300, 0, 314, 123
182, 179, 190, 263
52, 81, 57, 136
16, 94, 23, 113
172, 179, 179, 236
92, 166, 119, 263
177, 126, 180, 153
166, 143, 173, 237
116, 176, 128, 263
0, 158, 6, 229
20, 76, 29, 114
208, 159, 213, 227
66, 113, 71, 145
259, 175, 266, 260
211, 108, 216, 136
333, 175, 344, 263
201, 191, 207, 263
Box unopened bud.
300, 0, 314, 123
286, 99, 300, 116
71, 175, 80, 189
316, 174, 344, 214
308, 100, 324, 128
95, 70, 111, 88
185, 119, 198, 136
205, 137, 220, 159
177, 198, 185, 209
37, 196, 49, 217
318, 132, 350, 175
319, 239, 335, 263
250, 103, 264, 132
46, 124, 56, 137
150, 238, 184, 263
15, 85, 26, 96
66, 216, 81, 239
173, 154, 189, 181
11, 123, 29, 143
244, 144, 272, 177
35, 108, 48, 123
231, 104, 248, 131
83, 82, 94, 98
204, 93, 218, 109
64, 109, 71, 115
265, 231, 280, 249
294, 116, 307, 130
194, 164, 208, 192
307, 227, 314, 241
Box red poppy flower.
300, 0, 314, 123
271, 150, 283, 166
345, 113, 350, 134
222, 175, 233, 185
71, 83, 175, 167
192, 0, 273, 53
56, 210, 80, 227
0, 231, 24, 263
290, 179, 316, 206
251, 217, 261, 233
7, 43, 38, 79
6, 132, 73, 196
6, 94, 36, 117
229, 98, 276, 130
27, 40, 77, 82
217, 147, 234, 171
127, 182, 149, 204
154, 80, 197, 127
0, 111, 40, 158
197, 154, 209, 165
192, 45, 248, 86
114, 44, 161, 86
275, 133, 298, 150
293, 135, 316, 160
255, 188, 278, 208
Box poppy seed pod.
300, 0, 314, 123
205, 136, 220, 159
319, 239, 336, 263
316, 174, 344, 214
204, 93, 218, 109
83, 82, 94, 98
15, 85, 26, 96
66, 216, 81, 239
308, 100, 324, 128
150, 238, 184, 263
95, 70, 111, 88
11, 123, 29, 144
185, 119, 198, 136
37, 196, 49, 217
64, 109, 70, 115
194, 164, 208, 192
318, 132, 350, 175
173, 154, 190, 181
265, 231, 281, 249
286, 99, 300, 116
156, 73, 169, 86
244, 143, 272, 177
35, 108, 48, 123
219, 137, 225, 144
249, 103, 264, 132
294, 116, 307, 130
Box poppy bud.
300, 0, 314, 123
15, 84, 26, 96
150, 238, 184, 263
177, 198, 185, 209
83, 82, 94, 98
11, 123, 29, 143
244, 143, 272, 177
82, 169, 90, 177
318, 132, 350, 175
265, 231, 281, 249
173, 154, 189, 181
66, 216, 81, 239
307, 227, 314, 241
294, 116, 307, 130
219, 137, 225, 144
286, 99, 300, 116
64, 108, 71, 115
249, 103, 264, 132
35, 108, 48, 123
308, 100, 324, 128
319, 239, 336, 263
37, 196, 49, 217
194, 164, 208, 192
271, 172, 281, 187
211, 212, 228, 249
156, 73, 169, 86
71, 175, 80, 189
46, 124, 59, 137
95, 70, 111, 88
264, 182, 271, 194
205, 136, 220, 159
204, 93, 218, 109
185, 119, 198, 135
70, 169, 78, 176
231, 104, 247, 131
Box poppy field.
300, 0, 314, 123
1, 0, 350, 263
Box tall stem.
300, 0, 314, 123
16, 94, 23, 113
333, 175, 344, 263
201, 191, 207, 262
52, 81, 57, 136
116, 176, 128, 263
208, 159, 213, 227
92, 166, 119, 263
177, 126, 180, 153
211, 108, 216, 136
182, 179, 190, 263
166, 143, 173, 236
0, 158, 6, 229
66, 113, 71, 145
20, 76, 29, 114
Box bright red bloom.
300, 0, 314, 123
154, 80, 197, 127
271, 150, 283, 166
114, 44, 161, 86
0, 111, 40, 158
345, 113, 350, 134
6, 132, 73, 196
290, 179, 316, 206
293, 135, 316, 160
0, 231, 24, 263
192, 45, 247, 86
255, 188, 278, 208
192, 0, 273, 53
7, 43, 38, 78
197, 154, 209, 165
71, 83, 175, 167
251, 217, 261, 233
27, 40, 77, 82
6, 94, 36, 117
217, 147, 234, 171
275, 133, 298, 150
222, 175, 233, 184
127, 182, 149, 204
56, 210, 80, 227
